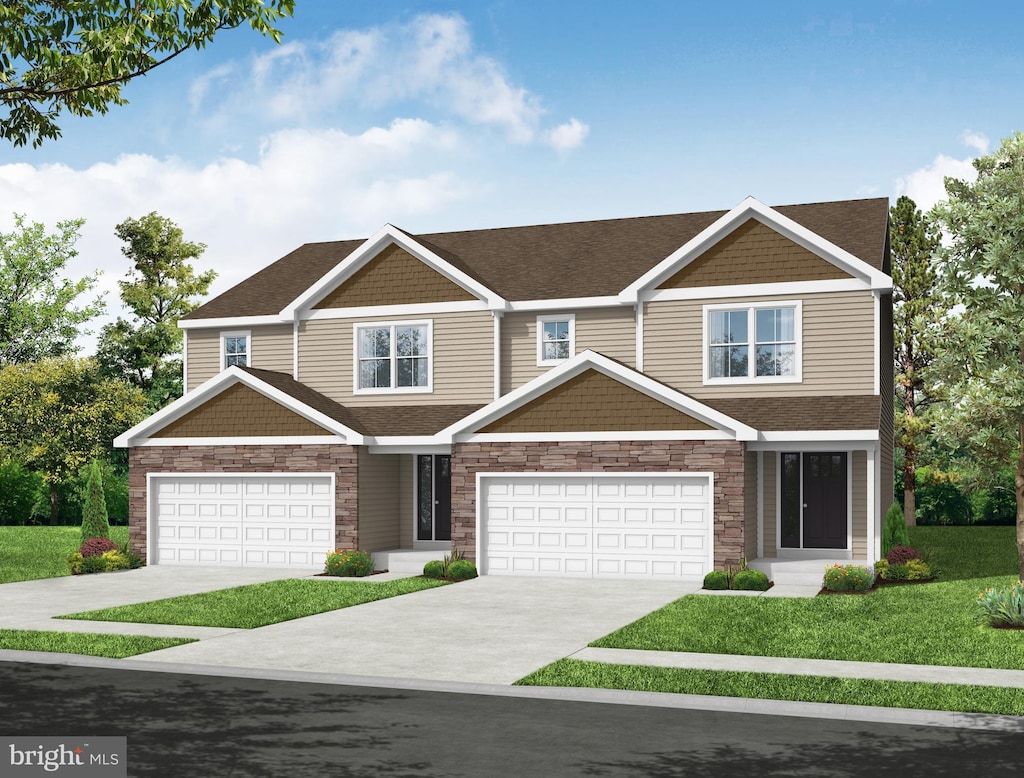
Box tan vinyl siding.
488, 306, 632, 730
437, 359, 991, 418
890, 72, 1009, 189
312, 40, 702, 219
185, 329, 220, 391
298, 310, 493, 406
252, 324, 294, 375
853, 450, 867, 559
500, 307, 636, 395
399, 455, 414, 548
762, 453, 777, 558
879, 293, 895, 521
644, 291, 876, 398
744, 450, 758, 560
357, 450, 402, 553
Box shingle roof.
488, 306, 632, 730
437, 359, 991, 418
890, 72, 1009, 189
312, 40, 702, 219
706, 395, 881, 432
241, 368, 483, 436
185, 198, 889, 320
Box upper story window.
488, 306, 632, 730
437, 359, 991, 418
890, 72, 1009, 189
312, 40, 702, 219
704, 302, 801, 384
221, 331, 249, 369
355, 321, 432, 393
537, 314, 575, 366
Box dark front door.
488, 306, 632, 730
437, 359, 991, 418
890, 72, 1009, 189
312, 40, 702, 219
417, 455, 451, 542
802, 452, 847, 549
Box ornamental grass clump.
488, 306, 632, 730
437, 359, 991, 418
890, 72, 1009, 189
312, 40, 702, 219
822, 564, 874, 592
977, 581, 1024, 628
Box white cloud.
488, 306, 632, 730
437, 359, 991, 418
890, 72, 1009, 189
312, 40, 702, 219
894, 132, 986, 211
545, 118, 590, 152
0, 119, 472, 354
195, 13, 582, 149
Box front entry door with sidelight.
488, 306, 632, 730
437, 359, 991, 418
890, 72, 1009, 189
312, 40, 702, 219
781, 452, 848, 550
416, 455, 451, 542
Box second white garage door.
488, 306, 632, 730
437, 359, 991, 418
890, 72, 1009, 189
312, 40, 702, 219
480, 473, 713, 580
151, 474, 335, 569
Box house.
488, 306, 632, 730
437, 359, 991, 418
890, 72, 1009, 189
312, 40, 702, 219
114, 196, 894, 583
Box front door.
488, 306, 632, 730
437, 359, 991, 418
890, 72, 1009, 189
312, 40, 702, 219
802, 452, 847, 549
417, 455, 451, 542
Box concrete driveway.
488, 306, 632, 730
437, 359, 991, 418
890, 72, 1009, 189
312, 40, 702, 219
0, 568, 698, 684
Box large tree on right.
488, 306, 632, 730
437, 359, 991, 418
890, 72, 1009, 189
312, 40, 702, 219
932, 130, 1024, 578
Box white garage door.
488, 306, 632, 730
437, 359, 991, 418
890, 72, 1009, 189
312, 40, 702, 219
151, 475, 335, 569
481, 474, 713, 580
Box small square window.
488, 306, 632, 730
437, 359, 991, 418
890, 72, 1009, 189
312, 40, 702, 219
537, 315, 575, 365
222, 333, 249, 368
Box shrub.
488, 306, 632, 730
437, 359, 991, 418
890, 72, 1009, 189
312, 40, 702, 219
80, 555, 108, 574
80, 459, 111, 542
447, 560, 478, 580
67, 552, 84, 575
822, 564, 874, 592
885, 563, 910, 581
732, 569, 770, 591
881, 502, 909, 556
423, 560, 444, 579
79, 537, 119, 558
324, 549, 375, 577
100, 550, 131, 571
977, 581, 1024, 628
0, 459, 44, 525
441, 547, 465, 578
906, 558, 932, 581
873, 559, 889, 579
703, 570, 729, 590
885, 545, 922, 565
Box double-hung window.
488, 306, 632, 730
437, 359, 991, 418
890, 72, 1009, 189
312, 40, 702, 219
221, 331, 249, 368
705, 302, 801, 383
355, 321, 432, 392
537, 314, 575, 366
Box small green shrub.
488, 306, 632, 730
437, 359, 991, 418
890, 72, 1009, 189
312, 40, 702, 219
906, 558, 932, 581
703, 570, 729, 590
977, 581, 1024, 628
67, 552, 84, 575
873, 559, 889, 579
441, 547, 465, 578
447, 560, 478, 580
100, 549, 131, 571
324, 549, 375, 577
423, 560, 444, 579
80, 459, 110, 543
80, 555, 108, 575
881, 501, 909, 556
885, 563, 910, 581
732, 569, 770, 591
822, 564, 874, 592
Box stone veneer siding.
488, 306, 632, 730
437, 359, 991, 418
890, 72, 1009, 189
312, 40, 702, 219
450, 440, 747, 569
128, 445, 359, 563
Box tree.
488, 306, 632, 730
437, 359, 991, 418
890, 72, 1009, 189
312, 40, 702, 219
891, 195, 945, 526
931, 130, 1024, 578
80, 459, 110, 542
0, 358, 148, 524
96, 212, 215, 408
0, 0, 295, 147
0, 213, 104, 366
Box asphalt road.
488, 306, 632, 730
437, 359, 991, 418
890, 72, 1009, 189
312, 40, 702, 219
1, 660, 1022, 777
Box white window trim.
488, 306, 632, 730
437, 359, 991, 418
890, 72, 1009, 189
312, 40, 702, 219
220, 330, 251, 370
702, 300, 802, 385
353, 320, 433, 395
536, 313, 576, 367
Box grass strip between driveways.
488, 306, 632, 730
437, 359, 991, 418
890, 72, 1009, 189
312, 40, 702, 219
56, 577, 451, 629
0, 526, 130, 584
0, 629, 195, 658
515, 659, 1024, 717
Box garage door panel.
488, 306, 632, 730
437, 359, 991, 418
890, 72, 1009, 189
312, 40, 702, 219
482, 475, 713, 580
151, 475, 334, 569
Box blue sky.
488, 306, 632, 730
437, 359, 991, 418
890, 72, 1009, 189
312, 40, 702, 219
1, 1, 1021, 350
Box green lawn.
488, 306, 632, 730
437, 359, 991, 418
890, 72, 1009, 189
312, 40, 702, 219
58, 577, 450, 628
516, 659, 1024, 717
0, 629, 194, 658
589, 526, 1023, 669
0, 526, 130, 583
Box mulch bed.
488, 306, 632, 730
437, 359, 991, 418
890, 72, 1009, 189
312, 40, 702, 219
816, 577, 936, 596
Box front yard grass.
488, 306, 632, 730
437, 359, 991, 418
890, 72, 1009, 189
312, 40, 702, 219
0, 526, 130, 584
57, 577, 450, 629
590, 526, 1023, 670
0, 629, 195, 658
516, 659, 1024, 717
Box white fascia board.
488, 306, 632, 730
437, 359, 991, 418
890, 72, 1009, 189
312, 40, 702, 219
179, 315, 289, 330
113, 366, 365, 447
746, 431, 880, 451
642, 277, 871, 303
367, 441, 452, 454
304, 299, 489, 321
134, 436, 347, 447
619, 197, 891, 303
281, 224, 506, 318
457, 431, 737, 443
436, 349, 758, 442
507, 296, 623, 311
